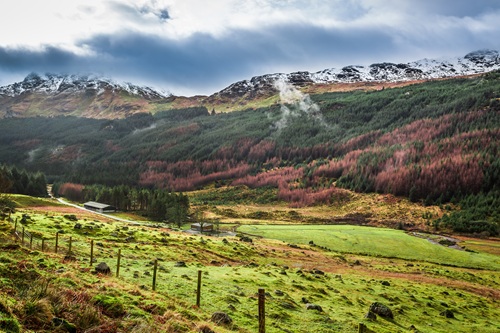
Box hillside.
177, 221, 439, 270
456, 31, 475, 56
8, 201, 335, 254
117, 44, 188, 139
1, 50, 499, 118
0, 196, 498, 332
0, 73, 177, 119
1, 73, 499, 182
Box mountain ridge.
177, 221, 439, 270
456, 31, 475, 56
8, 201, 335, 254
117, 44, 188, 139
0, 72, 170, 99
209, 49, 500, 103
0, 49, 499, 118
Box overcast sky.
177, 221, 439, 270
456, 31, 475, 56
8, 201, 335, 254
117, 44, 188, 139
1, 0, 499, 96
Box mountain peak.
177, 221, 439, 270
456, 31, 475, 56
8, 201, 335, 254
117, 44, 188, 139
0, 72, 170, 99
0, 72, 173, 119
464, 49, 499, 64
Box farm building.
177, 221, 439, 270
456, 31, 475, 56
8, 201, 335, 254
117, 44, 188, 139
83, 201, 116, 213
190, 223, 214, 232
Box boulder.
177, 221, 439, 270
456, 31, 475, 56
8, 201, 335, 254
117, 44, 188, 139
369, 302, 393, 319
211, 311, 232, 325
239, 236, 253, 243
306, 303, 323, 312
95, 262, 111, 275
440, 309, 454, 318
175, 261, 187, 267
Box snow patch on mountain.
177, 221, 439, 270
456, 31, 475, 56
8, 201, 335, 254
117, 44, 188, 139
0, 73, 171, 99
213, 50, 500, 99
312, 49, 500, 83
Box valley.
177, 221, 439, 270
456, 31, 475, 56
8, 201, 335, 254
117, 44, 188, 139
0, 51, 499, 333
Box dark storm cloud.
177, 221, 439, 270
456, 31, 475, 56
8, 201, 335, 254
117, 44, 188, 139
0, 46, 83, 73
76, 25, 395, 93
0, 24, 396, 95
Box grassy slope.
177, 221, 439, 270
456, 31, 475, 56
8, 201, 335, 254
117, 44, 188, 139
0, 195, 498, 332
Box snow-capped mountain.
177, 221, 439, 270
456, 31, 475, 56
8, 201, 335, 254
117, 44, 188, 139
211, 50, 500, 101
0, 73, 169, 99
0, 73, 174, 118
1, 50, 499, 118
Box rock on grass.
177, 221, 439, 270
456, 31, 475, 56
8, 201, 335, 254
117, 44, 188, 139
368, 302, 393, 319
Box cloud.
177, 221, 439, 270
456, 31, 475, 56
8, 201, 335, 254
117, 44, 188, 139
0, 46, 83, 72
0, 23, 398, 95
0, 0, 500, 95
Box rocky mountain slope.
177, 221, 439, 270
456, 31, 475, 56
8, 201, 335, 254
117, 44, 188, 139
0, 50, 499, 118
208, 49, 500, 103
0, 73, 172, 118
0, 73, 169, 99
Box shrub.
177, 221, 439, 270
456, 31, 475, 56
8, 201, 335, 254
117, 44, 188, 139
21, 298, 53, 329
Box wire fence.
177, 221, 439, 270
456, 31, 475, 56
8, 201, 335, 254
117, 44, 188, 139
6, 216, 373, 333
13, 222, 73, 256
7, 217, 273, 332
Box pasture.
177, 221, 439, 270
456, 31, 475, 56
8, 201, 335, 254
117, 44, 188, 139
237, 224, 500, 270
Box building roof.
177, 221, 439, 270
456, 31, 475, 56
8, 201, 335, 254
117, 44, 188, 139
191, 223, 213, 228
84, 201, 114, 209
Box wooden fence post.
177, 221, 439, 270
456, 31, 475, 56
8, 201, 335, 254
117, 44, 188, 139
116, 249, 121, 277
55, 232, 59, 253
258, 288, 265, 333
358, 323, 367, 333
152, 259, 158, 291
68, 236, 72, 255
14, 222, 18, 242
90, 240, 94, 266
196, 270, 202, 307
42, 239, 45, 252
22, 227, 25, 245
29, 234, 33, 249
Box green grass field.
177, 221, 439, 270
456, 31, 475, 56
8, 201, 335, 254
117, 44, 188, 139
237, 224, 500, 270
1, 196, 499, 333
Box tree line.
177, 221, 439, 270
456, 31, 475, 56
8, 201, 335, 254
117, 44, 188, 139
0, 165, 47, 197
